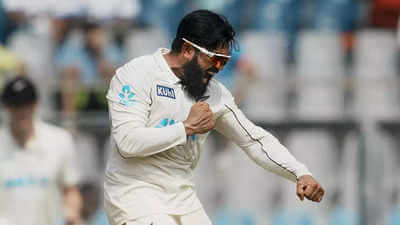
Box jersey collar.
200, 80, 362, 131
153, 48, 181, 85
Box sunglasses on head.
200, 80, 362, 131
182, 38, 231, 68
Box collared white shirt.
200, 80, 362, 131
105, 48, 311, 225
0, 120, 80, 225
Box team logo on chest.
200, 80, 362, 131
156, 85, 176, 99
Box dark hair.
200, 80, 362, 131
82, 21, 101, 33
1, 76, 38, 107
171, 10, 237, 53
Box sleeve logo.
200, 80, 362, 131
155, 118, 175, 128
119, 85, 135, 106
155, 118, 196, 141
156, 85, 175, 99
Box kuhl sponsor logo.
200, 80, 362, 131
156, 85, 175, 99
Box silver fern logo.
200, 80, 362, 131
119, 85, 135, 106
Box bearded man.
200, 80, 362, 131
104, 9, 325, 225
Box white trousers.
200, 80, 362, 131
125, 208, 213, 225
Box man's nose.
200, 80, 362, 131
215, 61, 224, 70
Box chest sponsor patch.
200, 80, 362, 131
156, 85, 175, 99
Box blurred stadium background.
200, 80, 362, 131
0, 0, 399, 225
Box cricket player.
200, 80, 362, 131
105, 9, 325, 225
0, 77, 82, 225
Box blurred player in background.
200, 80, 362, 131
105, 9, 325, 225
0, 77, 82, 225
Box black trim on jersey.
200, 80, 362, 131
196, 95, 210, 102
224, 104, 297, 179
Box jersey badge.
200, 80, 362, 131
119, 85, 135, 106
156, 85, 175, 99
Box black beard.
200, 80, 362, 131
179, 57, 211, 101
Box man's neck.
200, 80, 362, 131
10, 127, 34, 148
163, 52, 185, 79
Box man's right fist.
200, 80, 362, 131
183, 102, 215, 136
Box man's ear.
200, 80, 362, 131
182, 43, 195, 60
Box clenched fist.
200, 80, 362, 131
296, 175, 325, 202
183, 102, 215, 136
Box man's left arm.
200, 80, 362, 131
214, 93, 324, 202
63, 186, 83, 225
59, 132, 83, 224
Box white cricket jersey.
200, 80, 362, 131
105, 48, 312, 225
0, 120, 80, 225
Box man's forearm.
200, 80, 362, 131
113, 122, 187, 158
64, 186, 82, 225
215, 103, 311, 182
241, 137, 312, 182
